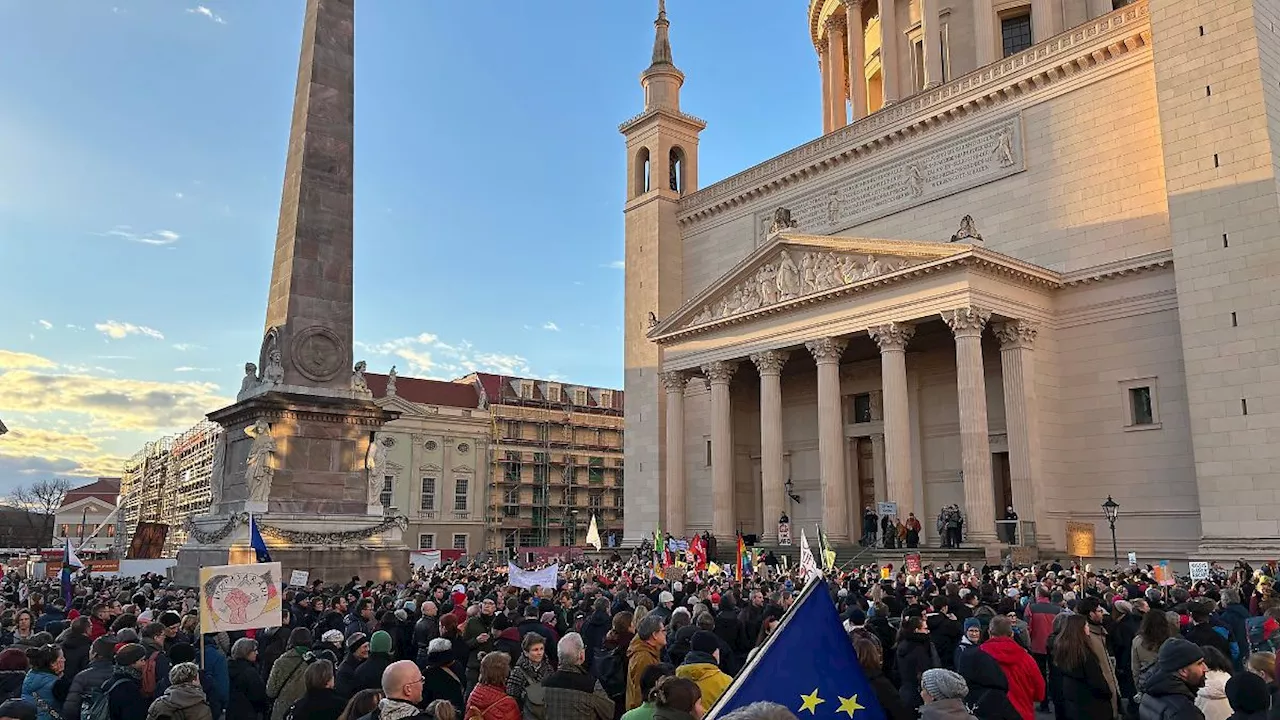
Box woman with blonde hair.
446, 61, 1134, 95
464, 651, 519, 720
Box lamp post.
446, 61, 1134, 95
569, 509, 579, 547
1102, 495, 1120, 567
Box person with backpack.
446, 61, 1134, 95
145, 662, 213, 720
267, 629, 315, 720
63, 638, 114, 720
104, 643, 150, 720
137, 623, 170, 701
505, 633, 552, 717
592, 614, 632, 717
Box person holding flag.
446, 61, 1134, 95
61, 538, 84, 608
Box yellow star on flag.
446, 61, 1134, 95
837, 694, 866, 717
799, 688, 825, 714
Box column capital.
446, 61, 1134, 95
942, 306, 992, 338
824, 17, 842, 34
868, 322, 915, 352
839, 0, 865, 8
750, 349, 790, 376
701, 360, 738, 384
993, 320, 1039, 350
660, 370, 689, 393
806, 337, 848, 363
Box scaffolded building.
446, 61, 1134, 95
118, 420, 221, 557
461, 374, 625, 550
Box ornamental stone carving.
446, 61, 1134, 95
685, 248, 911, 328
805, 338, 848, 363
237, 362, 260, 400
290, 325, 344, 382
768, 207, 799, 235
701, 360, 738, 385
868, 323, 916, 352
351, 360, 371, 394
950, 215, 984, 244
994, 320, 1039, 349
209, 436, 226, 508
942, 306, 992, 337
661, 371, 689, 393
366, 432, 390, 505
245, 419, 276, 503
386, 365, 398, 396
750, 350, 790, 375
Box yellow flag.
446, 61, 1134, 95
708, 562, 722, 576
824, 549, 837, 572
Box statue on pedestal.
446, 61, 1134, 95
366, 433, 389, 506
262, 351, 284, 386
352, 361, 370, 394
386, 365, 398, 396
209, 437, 226, 508
245, 420, 276, 503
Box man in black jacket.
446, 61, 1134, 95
63, 637, 116, 720
413, 602, 439, 670
1140, 638, 1207, 720
1185, 600, 1232, 664
925, 597, 962, 670
579, 599, 611, 668
713, 596, 749, 674
738, 591, 765, 647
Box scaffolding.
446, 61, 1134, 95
483, 377, 625, 552
118, 420, 220, 558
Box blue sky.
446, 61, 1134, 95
0, 0, 823, 493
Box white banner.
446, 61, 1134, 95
507, 562, 559, 589
798, 529, 819, 581
1189, 561, 1210, 581
410, 550, 442, 571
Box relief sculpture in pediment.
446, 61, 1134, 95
684, 248, 911, 329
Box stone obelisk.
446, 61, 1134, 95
174, 0, 407, 586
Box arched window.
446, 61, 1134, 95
669, 146, 685, 194
634, 147, 652, 197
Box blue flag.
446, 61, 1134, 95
706, 577, 885, 719
249, 515, 272, 563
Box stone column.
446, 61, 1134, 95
703, 361, 738, 543
870, 432, 887, 502
807, 338, 850, 543
879, 0, 901, 106
820, 50, 833, 135
995, 321, 1049, 547
827, 19, 848, 129
1087, 0, 1113, 21
662, 371, 688, 538
1032, 0, 1060, 42
921, 0, 944, 87
973, 0, 996, 67
869, 324, 914, 521
751, 350, 789, 544
942, 306, 997, 545
843, 0, 868, 120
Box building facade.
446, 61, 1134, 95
466, 373, 625, 552
624, 0, 1280, 558
53, 478, 121, 553
118, 421, 221, 557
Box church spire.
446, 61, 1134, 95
648, 0, 674, 70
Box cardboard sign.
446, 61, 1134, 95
288, 570, 309, 587
199, 562, 283, 634
1010, 546, 1037, 566
1154, 560, 1175, 586
1127, 552, 1138, 566
1065, 521, 1096, 558
1189, 561, 1210, 581
905, 553, 922, 574
877, 501, 898, 518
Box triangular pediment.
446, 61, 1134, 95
377, 394, 431, 418
653, 234, 970, 335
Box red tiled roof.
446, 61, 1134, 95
366, 373, 478, 408
463, 373, 624, 410
60, 478, 121, 509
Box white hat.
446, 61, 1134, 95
322, 629, 344, 644
659, 591, 674, 604
672, 581, 683, 593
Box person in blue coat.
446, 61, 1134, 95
20, 645, 65, 720
200, 634, 230, 720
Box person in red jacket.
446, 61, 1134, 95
982, 616, 1046, 720
1024, 590, 1062, 711
88, 603, 110, 641
465, 652, 521, 720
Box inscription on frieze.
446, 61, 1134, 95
755, 115, 1024, 244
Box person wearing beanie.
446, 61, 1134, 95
0, 648, 29, 704
981, 615, 1044, 720
1225, 671, 1271, 720
333, 632, 369, 700
920, 668, 978, 719
421, 638, 464, 714
712, 593, 749, 675
954, 617, 984, 667
62, 637, 116, 720
0, 698, 37, 720
675, 630, 731, 709
1140, 637, 1208, 720
491, 613, 524, 664
351, 630, 395, 694
145, 662, 212, 720
107, 643, 151, 720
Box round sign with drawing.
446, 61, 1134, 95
199, 562, 283, 634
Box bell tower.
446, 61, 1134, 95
621, 0, 705, 544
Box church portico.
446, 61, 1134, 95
649, 232, 1065, 549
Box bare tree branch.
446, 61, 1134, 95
6, 478, 71, 549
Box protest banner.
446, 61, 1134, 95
1189, 561, 1210, 581
288, 570, 309, 587
199, 562, 283, 634
877, 501, 898, 518
1155, 560, 1176, 586
410, 550, 442, 571
1065, 521, 1096, 558
1127, 552, 1138, 566
905, 553, 922, 574
507, 562, 558, 589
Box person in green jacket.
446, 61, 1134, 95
266, 627, 314, 720
622, 663, 675, 720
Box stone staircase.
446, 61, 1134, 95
718, 543, 988, 571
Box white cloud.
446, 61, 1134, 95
542, 322, 560, 332
605, 260, 625, 270
95, 320, 165, 341
98, 225, 182, 246
357, 333, 532, 379
186, 5, 226, 24
0, 368, 228, 432
0, 351, 57, 370
37, 320, 52, 330
174, 192, 184, 199
174, 366, 219, 373
66, 324, 85, 331
171, 343, 203, 352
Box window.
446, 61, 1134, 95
561, 528, 575, 547
669, 148, 684, 195
503, 486, 520, 516
561, 487, 574, 506
574, 389, 588, 406
853, 393, 873, 423
705, 438, 712, 467
418, 534, 435, 550
634, 147, 651, 197
1001, 13, 1033, 57
537, 424, 549, 442
533, 485, 546, 505
613, 492, 624, 508
520, 381, 533, 399
505, 421, 520, 439
452, 534, 468, 551
588, 457, 605, 484
380, 476, 394, 508
60, 524, 69, 537
913, 39, 926, 91
420, 477, 436, 511
1113, 0, 1135, 7
589, 491, 603, 510
454, 478, 469, 511
1121, 377, 1162, 430
548, 383, 562, 403
601, 390, 614, 408
533, 464, 547, 485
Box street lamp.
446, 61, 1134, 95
1102, 495, 1120, 566
569, 509, 579, 547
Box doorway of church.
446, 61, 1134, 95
993, 452, 1014, 541
856, 438, 875, 511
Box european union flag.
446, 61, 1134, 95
249, 515, 272, 563
706, 577, 885, 719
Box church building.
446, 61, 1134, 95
622, 0, 1280, 558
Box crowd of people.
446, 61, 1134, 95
1, 553, 1280, 720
